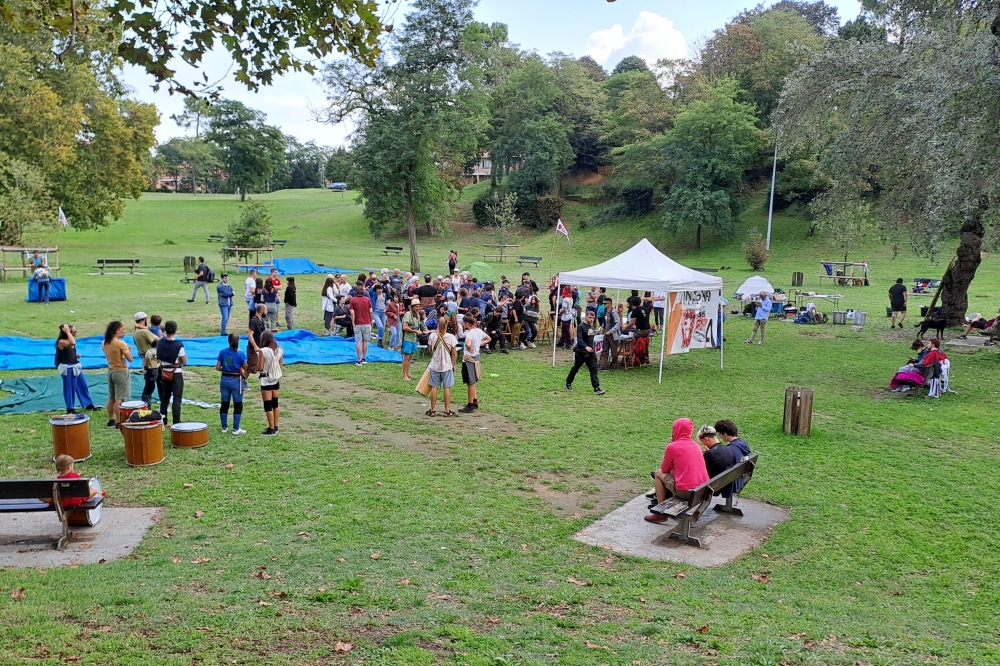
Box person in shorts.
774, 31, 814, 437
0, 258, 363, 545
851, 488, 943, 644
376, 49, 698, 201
426, 321, 458, 417
101, 320, 134, 428
889, 278, 908, 329
401, 299, 424, 380
459, 315, 490, 413
349, 279, 373, 366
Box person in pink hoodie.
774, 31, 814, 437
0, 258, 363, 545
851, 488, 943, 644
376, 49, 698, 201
645, 418, 710, 524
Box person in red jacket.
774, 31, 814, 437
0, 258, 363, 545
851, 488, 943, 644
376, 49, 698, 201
44, 455, 102, 508
645, 418, 710, 524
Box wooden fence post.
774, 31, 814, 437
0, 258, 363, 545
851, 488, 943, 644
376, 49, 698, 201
783, 386, 813, 436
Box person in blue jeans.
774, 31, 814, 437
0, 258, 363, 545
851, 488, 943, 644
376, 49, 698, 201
33, 263, 52, 304
217, 273, 235, 336
746, 291, 772, 345
216, 333, 248, 435
371, 284, 387, 347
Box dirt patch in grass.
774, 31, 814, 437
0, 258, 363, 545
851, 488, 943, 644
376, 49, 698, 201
518, 474, 643, 517
797, 330, 837, 338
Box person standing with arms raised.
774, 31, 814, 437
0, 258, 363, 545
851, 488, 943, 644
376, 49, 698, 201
101, 321, 134, 428
746, 291, 771, 346
349, 279, 374, 366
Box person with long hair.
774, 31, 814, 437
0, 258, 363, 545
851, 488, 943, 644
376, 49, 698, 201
386, 292, 403, 351
522, 294, 540, 348
262, 278, 279, 330
448, 249, 458, 275
283, 276, 297, 329
101, 320, 133, 428
249, 278, 264, 325
558, 286, 574, 350
372, 283, 388, 348
258, 331, 284, 436
216, 333, 248, 435
155, 320, 187, 426
321, 275, 337, 335
55, 324, 98, 414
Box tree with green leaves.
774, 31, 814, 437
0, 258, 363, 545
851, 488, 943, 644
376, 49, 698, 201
602, 69, 674, 148
171, 97, 214, 194
775, 1, 1000, 323
0, 0, 387, 95
320, 0, 489, 272
205, 100, 286, 201
325, 148, 356, 188
285, 140, 330, 189
622, 79, 762, 248
611, 55, 650, 76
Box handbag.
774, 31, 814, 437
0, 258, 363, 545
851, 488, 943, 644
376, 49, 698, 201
160, 366, 175, 381
415, 367, 432, 397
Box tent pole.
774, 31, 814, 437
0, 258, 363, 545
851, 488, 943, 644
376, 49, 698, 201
720, 294, 724, 370
658, 294, 668, 384
551, 278, 560, 367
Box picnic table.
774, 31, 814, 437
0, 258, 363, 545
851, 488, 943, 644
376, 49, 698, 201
483, 244, 518, 262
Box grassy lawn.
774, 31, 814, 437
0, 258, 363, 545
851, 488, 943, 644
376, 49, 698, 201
2, 189, 999, 665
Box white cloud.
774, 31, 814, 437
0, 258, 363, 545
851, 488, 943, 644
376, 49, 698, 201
586, 11, 686, 67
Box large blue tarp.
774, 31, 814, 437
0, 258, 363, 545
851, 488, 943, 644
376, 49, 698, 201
237, 258, 356, 276
0, 330, 400, 372
27, 278, 67, 302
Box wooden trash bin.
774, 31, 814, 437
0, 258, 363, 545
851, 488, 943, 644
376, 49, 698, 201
783, 386, 813, 436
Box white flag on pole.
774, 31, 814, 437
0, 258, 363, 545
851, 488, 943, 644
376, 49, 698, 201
555, 218, 570, 244
58, 207, 69, 227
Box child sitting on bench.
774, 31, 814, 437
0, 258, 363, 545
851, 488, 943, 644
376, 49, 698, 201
43, 455, 103, 508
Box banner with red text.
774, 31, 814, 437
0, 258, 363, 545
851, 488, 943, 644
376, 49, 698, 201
666, 290, 721, 354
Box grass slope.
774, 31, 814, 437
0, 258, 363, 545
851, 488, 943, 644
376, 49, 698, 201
1, 189, 999, 665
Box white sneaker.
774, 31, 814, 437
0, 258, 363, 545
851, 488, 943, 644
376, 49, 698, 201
527, 342, 536, 348
221, 427, 228, 433
232, 428, 246, 436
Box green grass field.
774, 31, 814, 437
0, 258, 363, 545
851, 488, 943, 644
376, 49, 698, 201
2, 188, 999, 665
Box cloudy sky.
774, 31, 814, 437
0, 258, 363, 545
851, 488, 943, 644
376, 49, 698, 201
125, 0, 862, 148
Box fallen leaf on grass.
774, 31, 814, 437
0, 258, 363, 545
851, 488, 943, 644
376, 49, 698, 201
297, 531, 310, 538
427, 593, 451, 600
585, 641, 609, 650
370, 553, 381, 560
269, 556, 278, 561
566, 576, 591, 587
194, 510, 204, 518
398, 578, 411, 586
11, 588, 26, 600
639, 597, 646, 603
64, 656, 80, 663
334, 642, 353, 653
224, 464, 234, 470
171, 556, 181, 564
183, 483, 193, 489
336, 558, 345, 563
376, 481, 383, 486
751, 573, 771, 584
191, 557, 212, 564
761, 553, 769, 559
788, 632, 807, 640
673, 572, 686, 579
257, 601, 273, 607
521, 544, 528, 551
76, 543, 91, 550
254, 570, 271, 580
487, 616, 500, 624
697, 625, 710, 634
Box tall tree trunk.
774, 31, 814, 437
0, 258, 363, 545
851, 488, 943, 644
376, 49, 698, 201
192, 157, 198, 195
240, 189, 246, 202
696, 224, 702, 249
405, 180, 421, 273
939, 199, 986, 326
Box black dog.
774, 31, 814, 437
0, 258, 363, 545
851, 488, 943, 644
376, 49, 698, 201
917, 316, 946, 339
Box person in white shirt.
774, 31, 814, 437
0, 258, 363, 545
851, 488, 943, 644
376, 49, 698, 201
559, 286, 575, 349
426, 321, 458, 417
458, 315, 490, 413
244, 268, 257, 313
258, 331, 284, 436
335, 274, 352, 299
653, 291, 666, 327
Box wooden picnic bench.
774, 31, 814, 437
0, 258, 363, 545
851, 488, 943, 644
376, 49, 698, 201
94, 258, 140, 275
689, 267, 719, 274
516, 255, 542, 268
650, 453, 758, 547
483, 244, 518, 262
207, 234, 224, 243
0, 478, 104, 550
383, 246, 403, 255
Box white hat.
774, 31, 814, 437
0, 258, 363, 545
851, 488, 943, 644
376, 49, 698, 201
134, 311, 148, 321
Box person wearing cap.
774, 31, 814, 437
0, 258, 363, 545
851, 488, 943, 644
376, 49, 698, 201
217, 272, 235, 336
132, 312, 160, 406
401, 298, 426, 380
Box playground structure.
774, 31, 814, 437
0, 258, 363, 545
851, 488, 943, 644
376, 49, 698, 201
819, 261, 870, 287
1, 246, 60, 281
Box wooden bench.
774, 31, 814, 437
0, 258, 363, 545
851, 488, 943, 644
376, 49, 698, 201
94, 258, 140, 275
207, 234, 224, 243
271, 239, 287, 248
516, 256, 542, 267
383, 246, 403, 255
0, 478, 104, 550
688, 267, 719, 274
650, 453, 758, 547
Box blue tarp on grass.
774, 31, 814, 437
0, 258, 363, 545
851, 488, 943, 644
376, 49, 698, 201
237, 258, 357, 276
0, 330, 400, 372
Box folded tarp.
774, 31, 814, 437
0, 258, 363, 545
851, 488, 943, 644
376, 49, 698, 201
0, 330, 400, 372
237, 258, 357, 276
27, 278, 67, 302
0, 375, 220, 415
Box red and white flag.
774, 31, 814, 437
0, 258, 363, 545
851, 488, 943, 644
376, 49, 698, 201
58, 207, 69, 227
555, 218, 570, 244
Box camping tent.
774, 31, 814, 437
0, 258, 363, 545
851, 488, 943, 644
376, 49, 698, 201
555, 239, 724, 382
463, 261, 499, 285
734, 275, 774, 300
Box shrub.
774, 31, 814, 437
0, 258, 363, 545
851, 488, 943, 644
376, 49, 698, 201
620, 185, 655, 217
743, 226, 769, 271
534, 196, 563, 230
472, 189, 495, 227
223, 201, 273, 261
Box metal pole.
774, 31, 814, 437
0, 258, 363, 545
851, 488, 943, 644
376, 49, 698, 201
766, 143, 778, 251
657, 293, 668, 384
551, 277, 560, 367
720, 295, 724, 370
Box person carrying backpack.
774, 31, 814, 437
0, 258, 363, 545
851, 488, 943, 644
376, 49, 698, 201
188, 256, 212, 304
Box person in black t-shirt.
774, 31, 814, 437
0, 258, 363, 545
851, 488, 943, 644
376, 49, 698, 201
626, 304, 653, 366
155, 320, 187, 425
565, 310, 606, 395
697, 425, 740, 483
188, 256, 211, 304
888, 278, 908, 329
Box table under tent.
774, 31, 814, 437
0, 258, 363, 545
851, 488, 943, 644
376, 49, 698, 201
553, 239, 724, 383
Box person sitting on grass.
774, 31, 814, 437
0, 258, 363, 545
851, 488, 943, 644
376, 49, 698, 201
43, 455, 103, 508
958, 309, 1000, 340
645, 418, 710, 524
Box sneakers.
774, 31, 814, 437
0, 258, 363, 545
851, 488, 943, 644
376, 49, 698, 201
527, 342, 536, 348
644, 513, 670, 524
519, 343, 526, 350
500, 349, 509, 355
458, 404, 476, 413
758, 341, 763, 345
221, 427, 228, 434
84, 404, 101, 412
187, 299, 195, 303
106, 419, 117, 429
262, 428, 276, 437
745, 339, 752, 344
594, 388, 606, 395
355, 361, 364, 367
565, 383, 573, 391
232, 428, 247, 436
362, 360, 367, 365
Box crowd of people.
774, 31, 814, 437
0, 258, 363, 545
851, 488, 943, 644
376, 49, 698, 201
646, 418, 754, 524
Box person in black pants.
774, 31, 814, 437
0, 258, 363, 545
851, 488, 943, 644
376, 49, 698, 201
565, 310, 606, 395
155, 320, 187, 426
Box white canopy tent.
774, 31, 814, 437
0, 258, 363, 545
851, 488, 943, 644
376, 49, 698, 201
553, 239, 724, 382
734, 275, 775, 300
